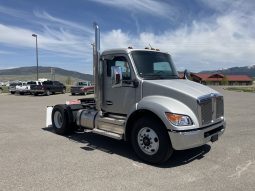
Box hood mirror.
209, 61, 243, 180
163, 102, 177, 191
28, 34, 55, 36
183, 69, 191, 80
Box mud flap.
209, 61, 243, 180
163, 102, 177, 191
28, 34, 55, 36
46, 106, 53, 127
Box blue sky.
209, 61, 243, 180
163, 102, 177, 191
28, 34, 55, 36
0, 0, 254, 74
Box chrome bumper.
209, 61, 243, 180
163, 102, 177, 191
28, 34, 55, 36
169, 120, 226, 150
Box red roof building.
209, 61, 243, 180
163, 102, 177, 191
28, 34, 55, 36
190, 73, 253, 86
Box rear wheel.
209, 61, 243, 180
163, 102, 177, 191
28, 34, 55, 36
131, 117, 173, 164
52, 105, 74, 135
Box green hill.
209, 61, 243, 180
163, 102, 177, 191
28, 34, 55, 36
0, 66, 93, 84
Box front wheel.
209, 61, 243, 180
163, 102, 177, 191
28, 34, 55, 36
45, 90, 51, 96
131, 117, 173, 164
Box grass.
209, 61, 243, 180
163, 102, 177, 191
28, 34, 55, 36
225, 86, 255, 93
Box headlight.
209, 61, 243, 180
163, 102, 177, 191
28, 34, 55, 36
165, 112, 193, 126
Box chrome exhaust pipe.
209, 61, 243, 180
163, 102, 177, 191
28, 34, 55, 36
93, 22, 101, 110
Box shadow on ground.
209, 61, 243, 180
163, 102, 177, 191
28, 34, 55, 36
43, 127, 211, 168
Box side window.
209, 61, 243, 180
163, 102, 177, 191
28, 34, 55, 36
106, 56, 131, 80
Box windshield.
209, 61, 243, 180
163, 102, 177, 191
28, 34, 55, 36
131, 51, 179, 80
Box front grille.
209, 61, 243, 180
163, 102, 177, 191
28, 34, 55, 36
199, 94, 224, 126
216, 96, 224, 118
200, 99, 213, 125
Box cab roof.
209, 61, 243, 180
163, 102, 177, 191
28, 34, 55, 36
101, 48, 169, 56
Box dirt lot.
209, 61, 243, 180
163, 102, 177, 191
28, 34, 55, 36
0, 88, 255, 191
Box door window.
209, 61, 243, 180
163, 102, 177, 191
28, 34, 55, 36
107, 56, 131, 80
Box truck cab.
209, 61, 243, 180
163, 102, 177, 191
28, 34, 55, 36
50, 24, 226, 164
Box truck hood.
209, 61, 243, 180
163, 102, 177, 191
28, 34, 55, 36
142, 79, 220, 114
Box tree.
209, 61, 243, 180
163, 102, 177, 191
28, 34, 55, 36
65, 76, 72, 85
221, 76, 228, 85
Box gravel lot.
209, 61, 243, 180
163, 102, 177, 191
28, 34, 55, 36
0, 88, 255, 191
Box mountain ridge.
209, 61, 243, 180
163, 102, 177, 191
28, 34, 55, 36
200, 65, 255, 77
0, 66, 93, 81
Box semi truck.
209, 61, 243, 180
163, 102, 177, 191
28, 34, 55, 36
49, 23, 226, 164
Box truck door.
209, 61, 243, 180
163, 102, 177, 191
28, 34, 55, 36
102, 55, 137, 115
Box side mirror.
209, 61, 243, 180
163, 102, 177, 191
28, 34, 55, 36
111, 66, 123, 88
183, 69, 191, 80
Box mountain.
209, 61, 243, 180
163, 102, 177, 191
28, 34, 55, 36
200, 65, 255, 77
0, 66, 93, 82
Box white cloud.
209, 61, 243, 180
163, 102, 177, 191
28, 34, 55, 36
90, 0, 177, 18
98, 11, 255, 72
0, 9, 94, 58
0, 5, 28, 19
33, 10, 93, 34
0, 2, 254, 72
0, 50, 12, 55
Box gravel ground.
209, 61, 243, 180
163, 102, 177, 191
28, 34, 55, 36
0, 88, 254, 191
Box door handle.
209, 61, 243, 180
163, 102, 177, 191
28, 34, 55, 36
106, 101, 113, 105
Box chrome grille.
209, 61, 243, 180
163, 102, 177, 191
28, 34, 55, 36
198, 94, 224, 126
200, 98, 213, 125
216, 96, 224, 118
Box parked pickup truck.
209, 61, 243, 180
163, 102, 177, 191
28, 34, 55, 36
30, 80, 66, 96
16, 81, 41, 95
70, 81, 94, 95
9, 82, 21, 94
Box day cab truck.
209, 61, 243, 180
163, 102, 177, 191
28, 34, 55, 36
49, 24, 226, 164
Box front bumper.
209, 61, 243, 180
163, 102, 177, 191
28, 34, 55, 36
30, 90, 45, 94
169, 120, 226, 150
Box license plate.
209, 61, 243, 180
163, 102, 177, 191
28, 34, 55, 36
211, 134, 218, 142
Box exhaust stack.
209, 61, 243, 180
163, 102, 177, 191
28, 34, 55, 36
93, 23, 101, 110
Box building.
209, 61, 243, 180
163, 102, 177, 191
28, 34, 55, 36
190, 73, 253, 86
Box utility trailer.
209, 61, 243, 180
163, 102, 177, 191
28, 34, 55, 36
48, 23, 226, 164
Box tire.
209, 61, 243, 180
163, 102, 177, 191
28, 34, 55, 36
45, 90, 51, 96
33, 92, 38, 96
51, 105, 74, 135
11, 91, 15, 94
131, 117, 173, 164
71, 93, 75, 96
19, 92, 24, 95
0, 88, 3, 94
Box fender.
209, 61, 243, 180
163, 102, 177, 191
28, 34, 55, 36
127, 95, 199, 131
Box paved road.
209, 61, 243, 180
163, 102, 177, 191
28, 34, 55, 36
0, 89, 255, 191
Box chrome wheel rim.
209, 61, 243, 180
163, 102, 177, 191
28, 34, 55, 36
54, 111, 63, 129
137, 127, 159, 155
